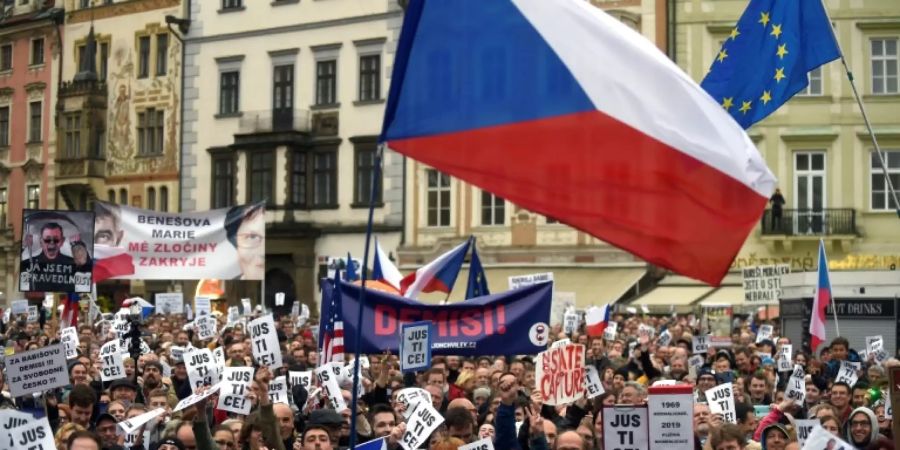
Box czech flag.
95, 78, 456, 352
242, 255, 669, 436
809, 240, 831, 352
372, 237, 403, 291
92, 244, 135, 283
585, 304, 611, 337
400, 239, 470, 299
380, 0, 776, 285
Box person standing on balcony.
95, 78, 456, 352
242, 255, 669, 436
769, 188, 785, 231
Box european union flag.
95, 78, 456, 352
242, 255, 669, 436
701, 0, 840, 129
465, 240, 490, 300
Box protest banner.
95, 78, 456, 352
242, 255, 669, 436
800, 425, 852, 450
289, 371, 313, 390
395, 388, 431, 420
8, 418, 54, 450
250, 314, 282, 369
99, 340, 126, 382
692, 336, 709, 354
508, 272, 553, 290
185, 348, 220, 392
603, 405, 649, 450
400, 401, 444, 450
196, 316, 218, 341
705, 383, 737, 423
316, 362, 347, 412
584, 366, 605, 399
785, 365, 806, 405
218, 367, 254, 415
648, 385, 693, 450
60, 327, 79, 359
756, 324, 774, 343
118, 408, 166, 434
92, 201, 265, 280
268, 375, 289, 404
777, 344, 793, 372
835, 360, 859, 386
1, 409, 33, 448
19, 209, 94, 292
536, 342, 585, 406
741, 264, 789, 304
10, 300, 27, 316
155, 293, 184, 315
459, 438, 494, 450
400, 321, 433, 373
794, 419, 818, 448
6, 343, 68, 396
329, 280, 552, 356
174, 383, 223, 412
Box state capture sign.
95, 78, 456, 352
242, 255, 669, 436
5, 344, 69, 397
741, 265, 790, 304
536, 343, 586, 405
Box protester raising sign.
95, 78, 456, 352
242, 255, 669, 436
185, 348, 220, 392
289, 370, 313, 391
6, 343, 69, 397
647, 385, 693, 450
400, 321, 433, 373
60, 327, 80, 360
400, 401, 445, 450
584, 365, 605, 399
315, 363, 347, 412
536, 342, 586, 406
705, 383, 737, 424
99, 340, 126, 382
218, 367, 254, 415
8, 418, 54, 450
785, 365, 806, 405
268, 376, 289, 405
249, 314, 282, 369
603, 405, 649, 450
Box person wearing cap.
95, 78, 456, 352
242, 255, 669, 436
110, 379, 139, 404
94, 413, 124, 450
696, 367, 717, 400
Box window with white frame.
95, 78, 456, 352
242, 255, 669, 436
28, 101, 41, 142
871, 150, 900, 210
426, 169, 451, 227
26, 185, 39, 210
31, 38, 44, 66
871, 38, 899, 94
481, 191, 505, 226
798, 66, 824, 96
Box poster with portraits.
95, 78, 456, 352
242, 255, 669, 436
19, 210, 95, 292
92, 201, 265, 280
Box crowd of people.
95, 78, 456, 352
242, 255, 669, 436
0, 306, 897, 450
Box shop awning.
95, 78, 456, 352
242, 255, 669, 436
629, 286, 714, 306
698, 286, 746, 306
415, 266, 646, 307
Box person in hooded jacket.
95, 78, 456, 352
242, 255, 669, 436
843, 407, 895, 450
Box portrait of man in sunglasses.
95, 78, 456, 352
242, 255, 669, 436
19, 210, 95, 292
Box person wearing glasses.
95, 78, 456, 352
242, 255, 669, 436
225, 204, 265, 280
20, 221, 80, 291
844, 407, 893, 450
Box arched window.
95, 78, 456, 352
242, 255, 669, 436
108, 189, 115, 202
119, 188, 127, 205
147, 187, 156, 210
160, 186, 169, 212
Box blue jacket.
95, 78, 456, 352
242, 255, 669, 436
494, 404, 522, 450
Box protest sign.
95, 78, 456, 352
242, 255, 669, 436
794, 419, 818, 448
185, 348, 220, 392
584, 366, 605, 399
536, 342, 585, 405
785, 365, 806, 405
250, 314, 282, 369
196, 316, 218, 341
835, 360, 859, 386
603, 405, 649, 450
741, 265, 789, 304
756, 324, 774, 343
705, 383, 737, 423
330, 280, 552, 356
1, 409, 33, 448
289, 371, 313, 390
459, 438, 495, 450
92, 201, 265, 280
99, 340, 126, 381
800, 425, 852, 450
400, 321, 433, 373
155, 293, 184, 315
508, 272, 554, 290
19, 209, 94, 292
400, 401, 444, 450
867, 335, 889, 364
648, 385, 693, 450
118, 408, 166, 434
657, 329, 672, 347
26, 306, 37, 323
316, 363, 347, 412
604, 321, 618, 341
174, 383, 223, 412
10, 300, 27, 315
268, 375, 289, 404
638, 324, 655, 341
777, 344, 793, 372
275, 292, 285, 306
6, 343, 68, 396
692, 336, 709, 354
218, 367, 254, 415
60, 327, 80, 359
8, 418, 54, 450
688, 355, 704, 371
563, 310, 579, 335
195, 296, 211, 316
242, 298, 252, 315
394, 388, 430, 420
170, 346, 185, 363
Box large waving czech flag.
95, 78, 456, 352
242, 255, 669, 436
380, 0, 776, 285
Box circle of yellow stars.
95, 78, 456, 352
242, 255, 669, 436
717, 8, 790, 117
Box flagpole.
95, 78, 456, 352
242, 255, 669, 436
819, 0, 900, 219
348, 144, 383, 449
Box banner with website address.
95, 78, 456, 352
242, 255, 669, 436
325, 280, 553, 356
92, 201, 265, 281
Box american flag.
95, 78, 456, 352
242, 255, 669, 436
320, 273, 344, 364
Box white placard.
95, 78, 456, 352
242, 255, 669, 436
688, 355, 704, 370
9, 418, 54, 450
639, 324, 655, 341
275, 292, 285, 306
395, 388, 431, 420
173, 382, 222, 412
10, 300, 28, 315
195, 296, 211, 316
268, 375, 289, 404
170, 345, 185, 363
756, 324, 774, 343
249, 314, 282, 369
692, 336, 709, 354
794, 419, 818, 448
741, 265, 790, 304
603, 405, 649, 450
648, 388, 693, 450
196, 316, 218, 341
289, 370, 313, 390
60, 327, 80, 359
777, 344, 793, 372
800, 425, 852, 450
1, 410, 34, 448
185, 304, 194, 320
315, 363, 347, 412
242, 298, 252, 315
26, 306, 37, 323
603, 321, 618, 341
227, 306, 240, 324
584, 365, 605, 399
508, 272, 554, 290
5, 343, 69, 397
185, 348, 220, 392
218, 367, 254, 415
155, 293, 184, 315
866, 335, 889, 364
400, 401, 445, 450
535, 343, 586, 405
563, 311, 579, 335
459, 437, 495, 450
118, 408, 166, 434
705, 383, 736, 423
785, 365, 806, 405
99, 340, 127, 382
834, 360, 859, 386
657, 329, 672, 347
400, 321, 432, 373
